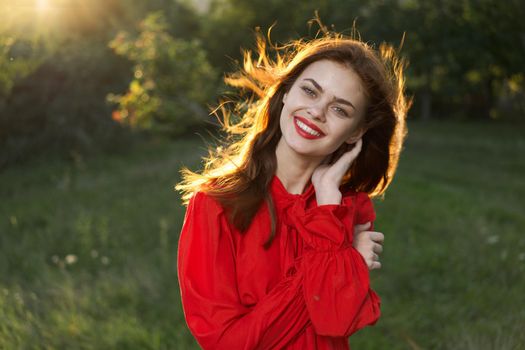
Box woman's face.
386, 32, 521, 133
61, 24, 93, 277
279, 59, 367, 160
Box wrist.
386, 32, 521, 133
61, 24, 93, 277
315, 189, 342, 206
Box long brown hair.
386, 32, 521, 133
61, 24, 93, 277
176, 30, 410, 248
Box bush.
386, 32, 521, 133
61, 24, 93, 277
0, 39, 133, 169
108, 12, 218, 136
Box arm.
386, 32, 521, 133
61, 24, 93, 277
177, 192, 310, 350
305, 139, 381, 335
289, 193, 381, 337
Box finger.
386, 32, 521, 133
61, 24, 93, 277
336, 139, 362, 167
370, 231, 384, 243
370, 261, 381, 270
372, 243, 383, 254
354, 221, 371, 234
345, 138, 362, 162
373, 253, 379, 261
330, 139, 363, 175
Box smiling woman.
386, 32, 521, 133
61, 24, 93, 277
176, 29, 409, 349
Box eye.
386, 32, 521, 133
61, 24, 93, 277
333, 106, 349, 117
301, 86, 316, 97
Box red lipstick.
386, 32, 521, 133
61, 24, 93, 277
293, 116, 325, 140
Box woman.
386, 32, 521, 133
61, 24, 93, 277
176, 31, 409, 349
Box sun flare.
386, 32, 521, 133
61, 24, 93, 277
36, 0, 49, 12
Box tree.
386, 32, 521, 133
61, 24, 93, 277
108, 12, 218, 135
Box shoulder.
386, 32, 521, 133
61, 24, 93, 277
180, 191, 235, 246
186, 191, 228, 219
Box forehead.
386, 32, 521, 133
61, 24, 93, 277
296, 59, 365, 97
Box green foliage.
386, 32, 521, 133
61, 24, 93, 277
199, 0, 525, 120
0, 37, 45, 102
108, 12, 218, 135
0, 39, 133, 168
0, 0, 140, 168
315, 0, 525, 120
1, 0, 524, 168
201, 0, 322, 72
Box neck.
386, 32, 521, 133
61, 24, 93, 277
275, 137, 324, 194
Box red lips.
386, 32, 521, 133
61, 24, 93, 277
293, 116, 325, 140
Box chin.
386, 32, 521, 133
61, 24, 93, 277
289, 141, 329, 158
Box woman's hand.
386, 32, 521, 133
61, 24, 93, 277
312, 139, 362, 205
353, 222, 384, 270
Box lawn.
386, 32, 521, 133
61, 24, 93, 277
1, 120, 524, 349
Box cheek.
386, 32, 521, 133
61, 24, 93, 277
283, 89, 305, 109
279, 105, 291, 133
279, 99, 298, 128
330, 120, 360, 145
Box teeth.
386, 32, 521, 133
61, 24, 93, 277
296, 119, 321, 137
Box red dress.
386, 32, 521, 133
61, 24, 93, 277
177, 175, 381, 349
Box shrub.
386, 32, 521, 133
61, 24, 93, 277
107, 12, 218, 136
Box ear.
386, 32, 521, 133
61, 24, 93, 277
282, 92, 288, 104
345, 128, 365, 145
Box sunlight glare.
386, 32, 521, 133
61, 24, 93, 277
36, 0, 49, 12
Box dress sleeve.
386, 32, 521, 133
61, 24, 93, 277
177, 192, 310, 350
354, 191, 376, 226
290, 192, 381, 337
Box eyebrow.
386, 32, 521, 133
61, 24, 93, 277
303, 78, 356, 110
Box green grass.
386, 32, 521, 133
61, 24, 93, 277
1, 121, 524, 349
351, 121, 525, 349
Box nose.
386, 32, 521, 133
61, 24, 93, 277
307, 101, 327, 122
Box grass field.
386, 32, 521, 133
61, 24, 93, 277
1, 120, 524, 349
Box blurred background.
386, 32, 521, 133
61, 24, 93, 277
1, 0, 524, 349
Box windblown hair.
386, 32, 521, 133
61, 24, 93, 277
176, 29, 410, 248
